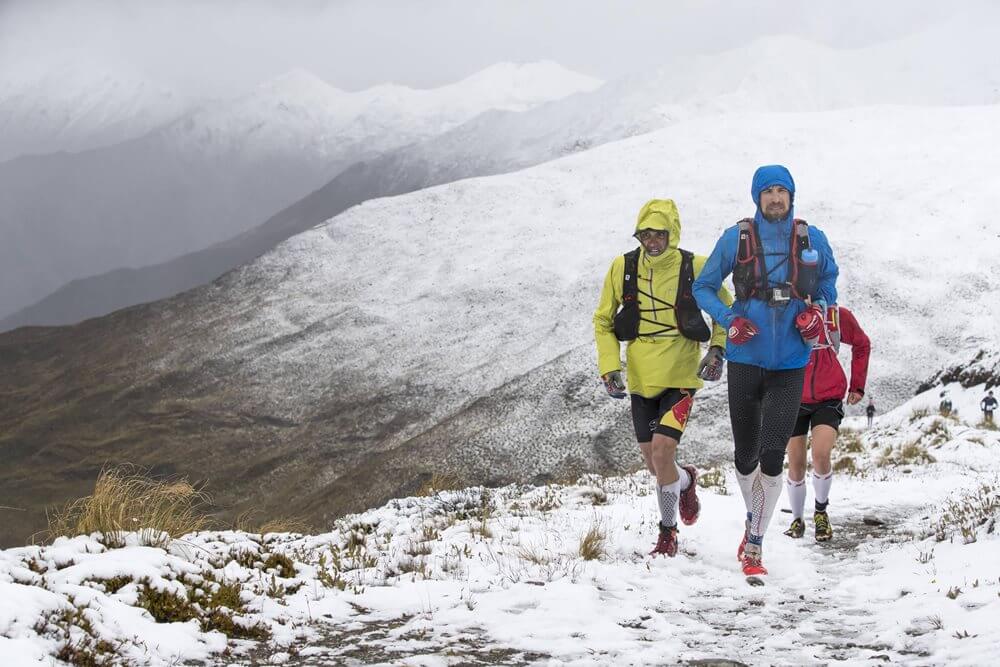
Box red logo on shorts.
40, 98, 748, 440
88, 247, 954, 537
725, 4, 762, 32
670, 393, 693, 428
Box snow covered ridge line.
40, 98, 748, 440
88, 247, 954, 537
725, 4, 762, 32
917, 347, 1000, 395
4, 410, 1000, 666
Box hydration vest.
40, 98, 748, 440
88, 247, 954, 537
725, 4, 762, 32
613, 248, 712, 343
812, 305, 842, 353
732, 218, 819, 302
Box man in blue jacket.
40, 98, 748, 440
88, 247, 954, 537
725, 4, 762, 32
693, 165, 838, 577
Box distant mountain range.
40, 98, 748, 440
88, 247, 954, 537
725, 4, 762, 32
0, 62, 602, 321
0, 59, 192, 162
4, 12, 1000, 330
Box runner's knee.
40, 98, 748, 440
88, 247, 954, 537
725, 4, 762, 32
759, 450, 784, 476
735, 456, 759, 476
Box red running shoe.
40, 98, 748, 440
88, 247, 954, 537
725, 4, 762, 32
649, 523, 678, 557
737, 518, 750, 562
741, 543, 767, 576
678, 465, 701, 526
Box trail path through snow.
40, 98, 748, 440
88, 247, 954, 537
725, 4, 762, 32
229, 418, 998, 666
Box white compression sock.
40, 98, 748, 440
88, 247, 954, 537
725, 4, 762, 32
675, 463, 691, 491
813, 471, 833, 508
786, 476, 807, 520
749, 472, 783, 542
657, 480, 682, 527
736, 466, 759, 514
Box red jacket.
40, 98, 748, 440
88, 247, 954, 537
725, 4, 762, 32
801, 306, 871, 404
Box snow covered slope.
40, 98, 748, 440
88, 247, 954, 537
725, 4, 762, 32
2, 383, 999, 665
0, 63, 601, 320
0, 60, 191, 162
2, 104, 997, 548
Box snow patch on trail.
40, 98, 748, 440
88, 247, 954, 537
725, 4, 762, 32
2, 385, 1000, 664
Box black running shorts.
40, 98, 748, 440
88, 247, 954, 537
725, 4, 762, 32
630, 388, 695, 443
791, 400, 845, 437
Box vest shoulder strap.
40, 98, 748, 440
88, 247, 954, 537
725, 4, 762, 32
621, 247, 641, 302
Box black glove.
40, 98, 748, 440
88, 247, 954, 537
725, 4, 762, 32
697, 346, 725, 382
601, 371, 627, 399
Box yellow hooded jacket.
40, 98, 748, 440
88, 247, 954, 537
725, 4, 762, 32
593, 199, 733, 398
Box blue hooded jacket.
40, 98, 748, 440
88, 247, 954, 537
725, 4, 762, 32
692, 165, 838, 370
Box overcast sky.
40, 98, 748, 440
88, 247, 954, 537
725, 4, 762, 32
0, 0, 987, 97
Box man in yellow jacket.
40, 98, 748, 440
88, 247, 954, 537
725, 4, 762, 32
594, 199, 732, 557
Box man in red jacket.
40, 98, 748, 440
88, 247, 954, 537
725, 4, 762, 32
784, 304, 870, 542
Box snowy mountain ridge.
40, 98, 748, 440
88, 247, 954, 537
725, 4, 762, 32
0, 59, 192, 162
155, 61, 603, 162
0, 61, 602, 321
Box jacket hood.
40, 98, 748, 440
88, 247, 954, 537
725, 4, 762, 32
751, 165, 796, 205
635, 199, 681, 250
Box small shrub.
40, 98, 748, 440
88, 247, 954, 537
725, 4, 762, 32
931, 483, 999, 543
697, 468, 728, 495
405, 540, 433, 557
900, 442, 936, 464
923, 418, 951, 447
839, 429, 864, 454
137, 582, 197, 623
262, 553, 296, 578
201, 609, 271, 640
41, 607, 117, 667
96, 576, 132, 595
833, 457, 857, 474
946, 586, 962, 599
207, 580, 243, 611
909, 407, 930, 422
880, 441, 936, 467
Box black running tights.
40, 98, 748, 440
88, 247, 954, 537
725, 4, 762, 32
727, 361, 806, 477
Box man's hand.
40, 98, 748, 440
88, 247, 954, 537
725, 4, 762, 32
847, 391, 863, 405
698, 346, 725, 381
727, 317, 759, 344
795, 304, 824, 341
601, 371, 627, 399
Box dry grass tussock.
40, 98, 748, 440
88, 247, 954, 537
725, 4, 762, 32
47, 464, 211, 548
578, 520, 608, 561
232, 510, 310, 535
415, 472, 464, 497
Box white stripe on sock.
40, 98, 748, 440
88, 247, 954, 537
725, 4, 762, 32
750, 472, 783, 540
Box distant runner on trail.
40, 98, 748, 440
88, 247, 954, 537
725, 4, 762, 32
594, 199, 732, 558
784, 304, 870, 543
866, 400, 876, 428
939, 391, 953, 417
693, 165, 838, 578
983, 390, 997, 424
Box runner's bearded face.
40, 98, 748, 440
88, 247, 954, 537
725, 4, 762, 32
636, 228, 668, 256
759, 185, 791, 222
